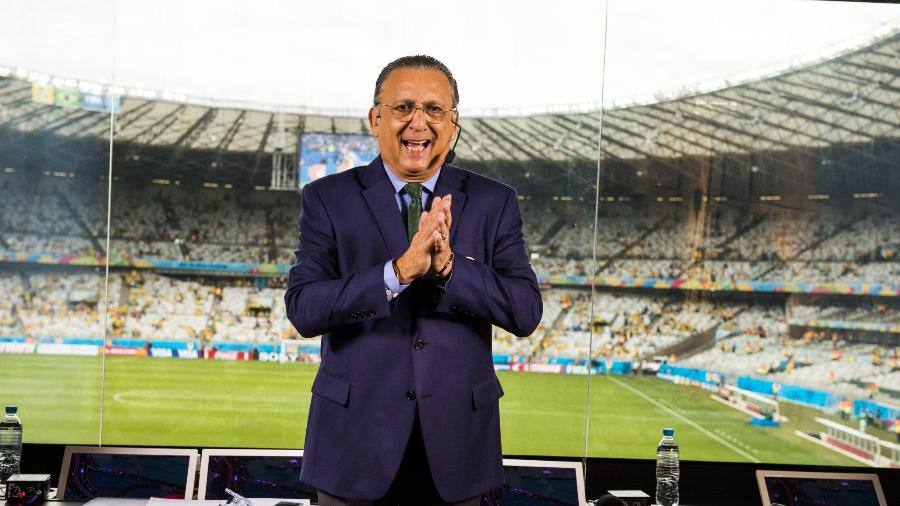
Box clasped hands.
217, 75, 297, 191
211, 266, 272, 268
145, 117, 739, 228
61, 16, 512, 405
394, 194, 453, 285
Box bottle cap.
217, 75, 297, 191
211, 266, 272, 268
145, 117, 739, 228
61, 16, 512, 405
5, 406, 17, 415
663, 428, 674, 436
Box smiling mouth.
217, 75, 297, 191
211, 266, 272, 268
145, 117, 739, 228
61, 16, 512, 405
402, 139, 431, 152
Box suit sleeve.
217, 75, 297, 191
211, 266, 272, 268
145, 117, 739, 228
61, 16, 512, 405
284, 184, 391, 337
434, 189, 542, 337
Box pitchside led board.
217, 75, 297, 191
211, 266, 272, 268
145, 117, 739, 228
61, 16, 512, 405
298, 133, 379, 187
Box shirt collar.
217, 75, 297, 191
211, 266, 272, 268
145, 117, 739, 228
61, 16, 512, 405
383, 161, 440, 195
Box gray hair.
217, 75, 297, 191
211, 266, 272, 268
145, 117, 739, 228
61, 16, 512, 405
373, 55, 459, 108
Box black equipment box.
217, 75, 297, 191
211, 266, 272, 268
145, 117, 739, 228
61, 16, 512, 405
4, 474, 50, 505
607, 489, 650, 506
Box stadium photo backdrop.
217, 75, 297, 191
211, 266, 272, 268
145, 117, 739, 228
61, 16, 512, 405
1, 0, 899, 471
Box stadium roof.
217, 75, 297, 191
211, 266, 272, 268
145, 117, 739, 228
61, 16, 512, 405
0, 20, 898, 188
3, 1, 898, 114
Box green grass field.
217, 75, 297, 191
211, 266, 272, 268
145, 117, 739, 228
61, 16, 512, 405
0, 354, 864, 466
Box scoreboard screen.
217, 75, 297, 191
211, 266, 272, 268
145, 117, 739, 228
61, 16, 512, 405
298, 133, 379, 186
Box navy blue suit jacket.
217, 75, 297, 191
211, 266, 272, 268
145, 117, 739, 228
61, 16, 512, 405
285, 157, 542, 502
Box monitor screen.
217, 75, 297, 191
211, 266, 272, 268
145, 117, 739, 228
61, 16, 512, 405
483, 459, 585, 506
298, 133, 379, 187
757, 470, 887, 506
58, 446, 198, 500
198, 449, 314, 501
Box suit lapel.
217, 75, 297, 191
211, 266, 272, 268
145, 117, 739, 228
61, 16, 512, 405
359, 157, 408, 260
433, 164, 467, 244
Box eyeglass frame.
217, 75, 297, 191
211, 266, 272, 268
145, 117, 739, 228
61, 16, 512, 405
376, 101, 458, 123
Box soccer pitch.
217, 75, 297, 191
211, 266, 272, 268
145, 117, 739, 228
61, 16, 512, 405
0, 354, 859, 466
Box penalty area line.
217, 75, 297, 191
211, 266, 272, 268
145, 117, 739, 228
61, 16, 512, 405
608, 376, 761, 463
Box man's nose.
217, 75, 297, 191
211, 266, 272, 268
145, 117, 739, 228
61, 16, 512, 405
408, 107, 428, 128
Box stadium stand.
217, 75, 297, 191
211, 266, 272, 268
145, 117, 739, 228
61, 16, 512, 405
1, 24, 899, 419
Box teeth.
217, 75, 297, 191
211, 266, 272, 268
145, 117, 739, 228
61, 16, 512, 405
403, 140, 429, 152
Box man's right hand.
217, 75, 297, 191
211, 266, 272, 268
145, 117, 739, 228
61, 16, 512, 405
395, 195, 450, 284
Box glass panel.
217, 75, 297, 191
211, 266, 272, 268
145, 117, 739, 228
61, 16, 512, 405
469, 116, 601, 457
587, 0, 900, 468
0, 17, 114, 443
101, 92, 305, 446
96, 3, 610, 459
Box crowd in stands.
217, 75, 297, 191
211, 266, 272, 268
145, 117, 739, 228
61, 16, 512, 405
0, 177, 86, 237
679, 307, 900, 401
1, 269, 896, 399
0, 271, 756, 359
1, 175, 897, 288
518, 291, 738, 362
790, 299, 900, 328
5, 234, 98, 258
0, 271, 304, 347
108, 239, 180, 260
493, 288, 577, 359
526, 203, 899, 288
1, 272, 107, 339
0, 177, 296, 264
0, 173, 897, 398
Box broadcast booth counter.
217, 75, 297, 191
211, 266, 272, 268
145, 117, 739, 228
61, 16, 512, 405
7, 443, 900, 505
12, 447, 587, 506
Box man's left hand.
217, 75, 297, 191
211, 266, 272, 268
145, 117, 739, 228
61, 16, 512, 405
431, 194, 453, 277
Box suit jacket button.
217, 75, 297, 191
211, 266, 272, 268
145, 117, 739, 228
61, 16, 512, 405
414, 339, 425, 350
406, 389, 416, 401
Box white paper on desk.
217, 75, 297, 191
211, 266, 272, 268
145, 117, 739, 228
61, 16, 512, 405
147, 499, 310, 506
147, 500, 221, 506
244, 500, 311, 506
84, 499, 153, 506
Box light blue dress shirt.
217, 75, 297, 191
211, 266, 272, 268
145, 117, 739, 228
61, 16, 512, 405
382, 163, 441, 300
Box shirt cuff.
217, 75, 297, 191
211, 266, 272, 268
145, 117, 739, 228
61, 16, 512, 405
383, 259, 410, 300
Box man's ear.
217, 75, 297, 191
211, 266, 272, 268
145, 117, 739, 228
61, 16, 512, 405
368, 107, 379, 135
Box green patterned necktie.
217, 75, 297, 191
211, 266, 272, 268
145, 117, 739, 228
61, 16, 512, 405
404, 183, 423, 242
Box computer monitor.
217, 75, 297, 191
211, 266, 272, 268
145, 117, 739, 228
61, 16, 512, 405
756, 469, 887, 506
197, 449, 315, 501
483, 459, 586, 506
57, 446, 198, 500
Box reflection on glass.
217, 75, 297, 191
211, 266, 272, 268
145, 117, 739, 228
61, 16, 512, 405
0, 69, 112, 444
587, 6, 900, 466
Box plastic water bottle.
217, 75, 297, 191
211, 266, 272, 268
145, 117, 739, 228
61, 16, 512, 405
655, 427, 679, 506
0, 406, 23, 482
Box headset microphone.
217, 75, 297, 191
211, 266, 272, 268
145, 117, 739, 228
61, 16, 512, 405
445, 120, 463, 164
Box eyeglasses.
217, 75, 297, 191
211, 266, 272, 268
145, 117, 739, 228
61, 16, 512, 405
379, 101, 456, 122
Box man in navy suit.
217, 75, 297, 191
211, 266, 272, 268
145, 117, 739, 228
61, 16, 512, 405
285, 55, 542, 505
